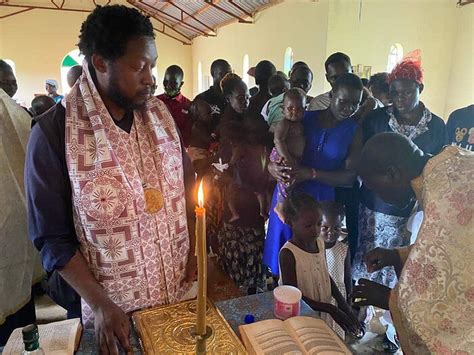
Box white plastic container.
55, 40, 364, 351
273, 285, 302, 320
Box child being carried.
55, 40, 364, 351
270, 88, 307, 219
187, 99, 218, 178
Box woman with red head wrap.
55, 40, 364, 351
352, 50, 447, 352
386, 50, 425, 120
387, 50, 424, 86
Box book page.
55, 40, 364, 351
285, 316, 351, 355
2, 318, 82, 355
239, 319, 303, 355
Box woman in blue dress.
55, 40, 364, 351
264, 73, 365, 275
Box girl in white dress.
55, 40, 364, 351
278, 191, 361, 337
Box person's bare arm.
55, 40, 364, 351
268, 160, 292, 183
273, 120, 294, 166
280, 248, 359, 333
353, 88, 377, 123
343, 249, 353, 302
364, 246, 405, 277
291, 127, 363, 187
344, 125, 363, 171
59, 251, 131, 355
280, 248, 336, 314
189, 125, 217, 176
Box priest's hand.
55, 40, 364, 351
364, 247, 400, 273
183, 254, 198, 284
93, 300, 132, 355
351, 278, 391, 310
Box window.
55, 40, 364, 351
203, 75, 212, 92
387, 43, 403, 72
60, 49, 84, 93
242, 54, 250, 85
60, 49, 157, 94
198, 61, 203, 93
283, 47, 294, 76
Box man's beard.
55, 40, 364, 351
108, 70, 147, 111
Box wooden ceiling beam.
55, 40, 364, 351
0, 3, 90, 14
227, 0, 252, 18
153, 25, 191, 45
148, 16, 193, 42
205, 0, 252, 24
92, 0, 111, 5
135, 0, 209, 36
183, 3, 209, 20
129, 1, 193, 45
166, 0, 216, 35
0, 7, 34, 19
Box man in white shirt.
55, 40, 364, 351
309, 52, 352, 111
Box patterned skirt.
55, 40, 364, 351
217, 223, 266, 290
352, 205, 411, 288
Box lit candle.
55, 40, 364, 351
195, 180, 207, 336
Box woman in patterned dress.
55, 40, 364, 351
351, 51, 447, 352
352, 53, 447, 288
214, 74, 271, 292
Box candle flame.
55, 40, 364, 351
197, 180, 204, 208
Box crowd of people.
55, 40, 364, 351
0, 4, 472, 355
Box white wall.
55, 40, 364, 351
326, 0, 459, 118
192, 0, 472, 118
0, 8, 193, 106
1, 1, 472, 117
444, 5, 474, 117
192, 1, 330, 98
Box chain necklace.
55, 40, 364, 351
133, 119, 164, 214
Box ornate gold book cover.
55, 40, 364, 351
132, 299, 247, 354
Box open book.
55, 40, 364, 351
2, 318, 82, 355
239, 316, 351, 355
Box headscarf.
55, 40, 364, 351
387, 50, 423, 85
45, 79, 58, 88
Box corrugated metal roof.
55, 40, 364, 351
131, 0, 282, 42
0, 0, 281, 44
196, 5, 232, 27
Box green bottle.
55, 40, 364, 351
22, 324, 45, 354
